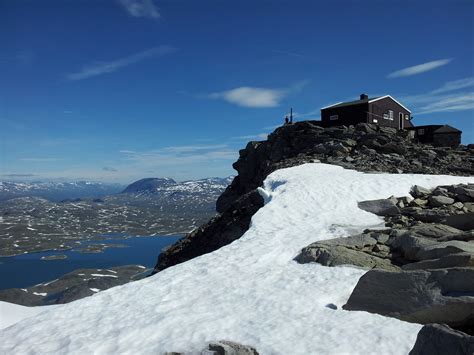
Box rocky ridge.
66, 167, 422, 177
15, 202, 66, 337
0, 265, 147, 306
155, 122, 473, 272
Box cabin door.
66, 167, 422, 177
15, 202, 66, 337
399, 113, 404, 130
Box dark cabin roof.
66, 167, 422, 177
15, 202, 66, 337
434, 125, 462, 134
410, 124, 462, 134
322, 95, 411, 112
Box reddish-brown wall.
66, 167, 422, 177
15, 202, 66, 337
369, 97, 411, 129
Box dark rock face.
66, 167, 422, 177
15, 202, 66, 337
343, 268, 474, 329
153, 190, 263, 273
155, 122, 473, 272
409, 324, 474, 355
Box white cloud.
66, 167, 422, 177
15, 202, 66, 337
209, 87, 285, 108
118, 0, 160, 19
67, 46, 175, 80
208, 81, 309, 108
387, 59, 452, 78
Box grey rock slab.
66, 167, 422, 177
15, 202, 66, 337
402, 252, 473, 270
411, 185, 432, 199
358, 197, 400, 216
207, 341, 259, 355
343, 268, 474, 328
429, 195, 455, 207
409, 324, 474, 355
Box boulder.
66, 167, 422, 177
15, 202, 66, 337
295, 233, 399, 271
411, 185, 432, 199
409, 324, 474, 355
358, 197, 400, 216
208, 340, 259, 355
343, 268, 474, 329
429, 195, 455, 207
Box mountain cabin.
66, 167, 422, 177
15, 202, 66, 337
320, 94, 413, 130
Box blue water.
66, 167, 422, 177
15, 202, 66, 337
0, 235, 181, 290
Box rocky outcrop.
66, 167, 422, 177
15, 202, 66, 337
296, 183, 474, 272
294, 231, 400, 271
0, 265, 147, 306
155, 122, 473, 272
409, 324, 474, 355
343, 268, 474, 329
297, 181, 474, 349
217, 122, 473, 213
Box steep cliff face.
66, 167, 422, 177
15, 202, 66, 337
154, 121, 473, 272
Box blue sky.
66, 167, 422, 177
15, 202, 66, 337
1, 0, 473, 183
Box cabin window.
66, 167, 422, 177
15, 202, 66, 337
383, 113, 389, 119
418, 129, 425, 135
405, 114, 409, 120
329, 115, 339, 120
388, 110, 394, 120
373, 119, 378, 123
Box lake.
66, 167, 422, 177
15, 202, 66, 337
0, 235, 181, 290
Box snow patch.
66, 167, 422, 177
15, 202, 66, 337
1, 164, 472, 354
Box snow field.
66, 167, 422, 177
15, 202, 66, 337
1, 163, 473, 354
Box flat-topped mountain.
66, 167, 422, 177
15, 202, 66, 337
121, 178, 176, 194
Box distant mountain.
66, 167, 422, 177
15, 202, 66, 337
0, 176, 234, 257
121, 177, 234, 199
0, 181, 124, 202
122, 178, 176, 194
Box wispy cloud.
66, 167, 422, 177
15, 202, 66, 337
119, 144, 237, 167
118, 0, 160, 19
430, 77, 474, 94
102, 166, 118, 172
402, 77, 474, 115
66, 46, 175, 80
272, 49, 306, 58
39, 138, 81, 146
231, 133, 268, 141
387, 59, 452, 78
208, 81, 309, 108
20, 158, 62, 162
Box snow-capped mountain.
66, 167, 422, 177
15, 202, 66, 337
121, 177, 234, 196
0, 181, 124, 202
